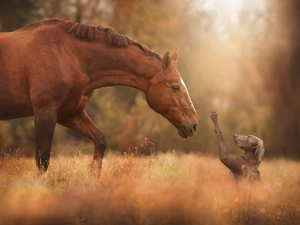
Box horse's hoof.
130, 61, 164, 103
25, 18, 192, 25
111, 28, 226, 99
37, 157, 49, 172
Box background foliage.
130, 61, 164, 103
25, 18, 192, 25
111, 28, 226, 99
0, 0, 299, 158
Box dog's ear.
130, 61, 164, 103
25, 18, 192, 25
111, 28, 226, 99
254, 140, 265, 165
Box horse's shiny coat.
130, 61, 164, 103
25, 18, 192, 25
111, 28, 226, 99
0, 19, 198, 176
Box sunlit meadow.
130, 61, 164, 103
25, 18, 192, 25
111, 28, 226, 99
0, 150, 300, 225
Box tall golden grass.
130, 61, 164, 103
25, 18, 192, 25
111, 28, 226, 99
0, 151, 300, 225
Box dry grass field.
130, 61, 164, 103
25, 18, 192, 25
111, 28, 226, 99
0, 150, 300, 225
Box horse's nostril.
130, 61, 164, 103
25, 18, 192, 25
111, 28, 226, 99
180, 122, 197, 137
193, 124, 198, 132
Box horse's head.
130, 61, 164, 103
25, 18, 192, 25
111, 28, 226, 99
145, 49, 198, 138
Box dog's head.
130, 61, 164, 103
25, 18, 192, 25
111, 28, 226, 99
233, 134, 265, 165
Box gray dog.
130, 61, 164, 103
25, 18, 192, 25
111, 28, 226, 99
210, 110, 265, 182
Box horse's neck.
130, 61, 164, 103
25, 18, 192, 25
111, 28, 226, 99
85, 45, 161, 93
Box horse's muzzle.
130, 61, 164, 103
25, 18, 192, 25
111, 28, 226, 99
178, 121, 198, 138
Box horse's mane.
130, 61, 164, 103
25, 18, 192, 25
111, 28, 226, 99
33, 19, 161, 61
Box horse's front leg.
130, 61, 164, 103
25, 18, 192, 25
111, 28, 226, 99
58, 110, 107, 177
34, 108, 57, 172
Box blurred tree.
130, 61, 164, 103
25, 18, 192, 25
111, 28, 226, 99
39, 0, 113, 24
0, 0, 41, 31
265, 3, 300, 158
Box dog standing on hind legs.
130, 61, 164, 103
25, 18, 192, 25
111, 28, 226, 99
210, 110, 265, 183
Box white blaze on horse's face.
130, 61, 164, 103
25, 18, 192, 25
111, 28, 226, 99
180, 78, 196, 113
145, 50, 198, 138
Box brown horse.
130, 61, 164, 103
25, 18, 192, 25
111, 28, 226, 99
0, 19, 198, 176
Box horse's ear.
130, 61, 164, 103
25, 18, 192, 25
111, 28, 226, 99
170, 48, 178, 62
162, 52, 171, 71
254, 140, 265, 166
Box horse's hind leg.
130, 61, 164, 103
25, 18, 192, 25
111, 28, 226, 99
34, 108, 57, 172
58, 110, 107, 177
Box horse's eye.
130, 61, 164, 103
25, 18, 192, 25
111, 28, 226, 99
172, 85, 180, 92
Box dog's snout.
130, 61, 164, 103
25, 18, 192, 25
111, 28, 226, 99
233, 134, 238, 138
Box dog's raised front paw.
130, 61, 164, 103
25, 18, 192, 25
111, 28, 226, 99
210, 110, 218, 122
